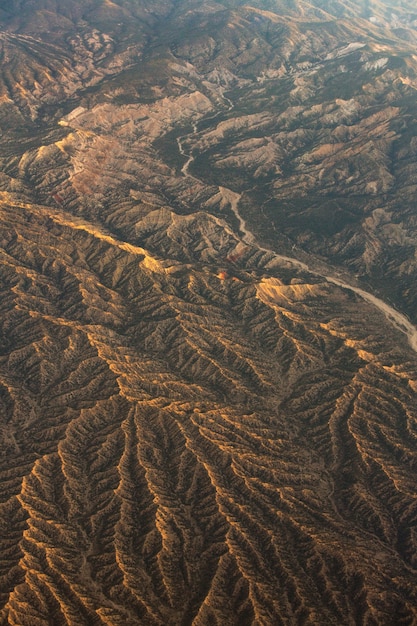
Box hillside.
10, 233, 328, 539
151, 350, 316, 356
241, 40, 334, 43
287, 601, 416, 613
1, 1, 417, 624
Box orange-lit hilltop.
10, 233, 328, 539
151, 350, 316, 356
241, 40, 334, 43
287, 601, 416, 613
1, 0, 417, 624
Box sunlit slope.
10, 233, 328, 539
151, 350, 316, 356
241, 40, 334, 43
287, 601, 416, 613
1, 195, 417, 625
2, 0, 417, 318
1, 1, 417, 624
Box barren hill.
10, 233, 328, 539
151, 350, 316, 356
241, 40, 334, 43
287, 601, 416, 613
1, 1, 417, 624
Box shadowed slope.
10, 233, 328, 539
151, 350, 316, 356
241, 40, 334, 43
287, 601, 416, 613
1, 195, 417, 624
1, 1, 417, 624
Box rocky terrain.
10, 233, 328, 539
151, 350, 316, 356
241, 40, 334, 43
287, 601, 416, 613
1, 1, 417, 624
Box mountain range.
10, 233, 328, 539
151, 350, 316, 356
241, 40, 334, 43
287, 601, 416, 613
1, 1, 417, 624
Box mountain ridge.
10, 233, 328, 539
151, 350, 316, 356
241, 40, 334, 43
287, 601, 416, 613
1, 1, 417, 624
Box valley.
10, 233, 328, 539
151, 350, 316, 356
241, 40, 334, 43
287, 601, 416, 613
0, 1, 417, 624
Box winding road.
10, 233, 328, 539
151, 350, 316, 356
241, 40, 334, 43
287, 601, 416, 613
177, 100, 417, 354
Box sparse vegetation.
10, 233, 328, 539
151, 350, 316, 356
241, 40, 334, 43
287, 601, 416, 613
1, 1, 417, 625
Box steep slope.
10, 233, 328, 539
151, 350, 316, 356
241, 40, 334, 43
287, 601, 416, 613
0, 1, 417, 625
1, 192, 417, 626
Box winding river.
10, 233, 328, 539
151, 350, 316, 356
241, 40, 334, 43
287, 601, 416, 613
176, 102, 417, 354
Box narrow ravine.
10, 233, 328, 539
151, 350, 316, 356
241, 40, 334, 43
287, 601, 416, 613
177, 98, 417, 354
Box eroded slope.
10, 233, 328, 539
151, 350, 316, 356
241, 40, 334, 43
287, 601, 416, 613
1, 192, 417, 625
1, 1, 417, 625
